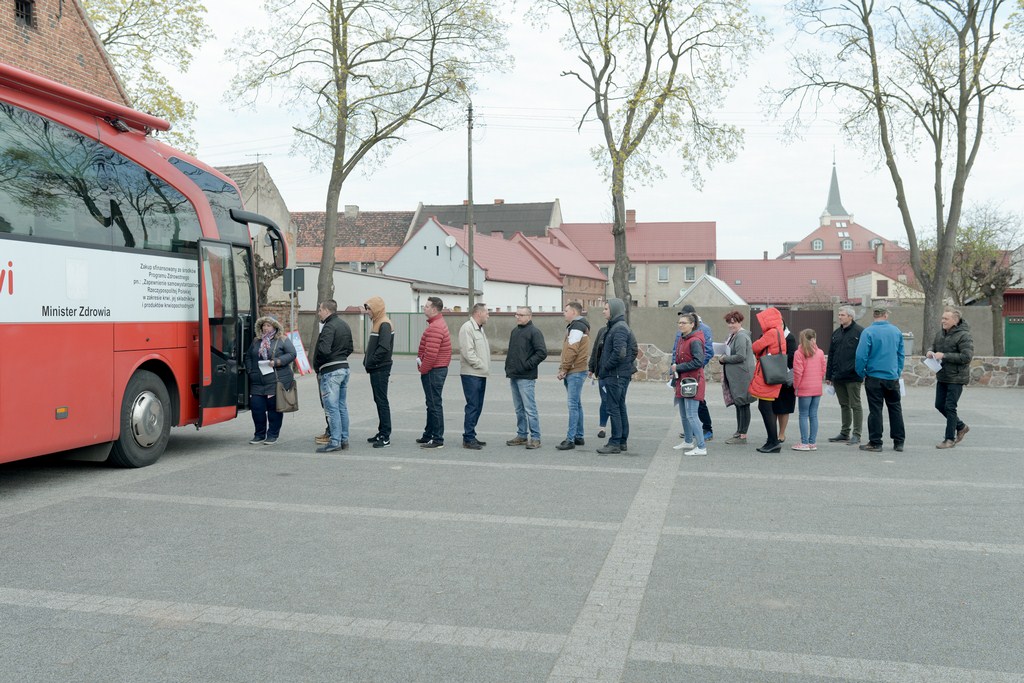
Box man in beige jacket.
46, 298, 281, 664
459, 303, 490, 449
556, 302, 591, 450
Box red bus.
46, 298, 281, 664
0, 63, 286, 467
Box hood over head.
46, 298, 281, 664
755, 307, 784, 336
365, 296, 391, 333
608, 298, 626, 320
255, 315, 284, 338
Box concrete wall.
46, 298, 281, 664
846, 304, 995, 356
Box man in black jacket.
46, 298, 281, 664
928, 308, 974, 449
363, 296, 394, 448
825, 306, 863, 445
597, 298, 637, 455
314, 299, 354, 453
505, 306, 547, 449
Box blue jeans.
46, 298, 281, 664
564, 371, 586, 440
319, 368, 350, 447
421, 367, 448, 443
250, 393, 283, 440
676, 397, 705, 448
461, 375, 487, 442
597, 378, 609, 427
509, 378, 540, 440
798, 395, 821, 445
603, 376, 630, 445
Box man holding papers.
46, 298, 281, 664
928, 308, 974, 449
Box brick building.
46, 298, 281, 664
1, 0, 129, 105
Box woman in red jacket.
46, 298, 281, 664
749, 307, 787, 453
792, 328, 826, 451
671, 313, 707, 455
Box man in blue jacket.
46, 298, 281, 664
596, 298, 637, 455
855, 305, 906, 452
679, 304, 714, 440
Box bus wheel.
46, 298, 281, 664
109, 370, 171, 468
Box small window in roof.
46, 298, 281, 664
812, 239, 824, 251
841, 239, 853, 250
810, 279, 818, 285
734, 280, 742, 285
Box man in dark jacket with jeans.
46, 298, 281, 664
825, 306, 864, 445
505, 306, 547, 449
597, 298, 637, 455
928, 308, 974, 449
314, 300, 354, 453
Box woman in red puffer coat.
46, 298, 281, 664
749, 307, 787, 453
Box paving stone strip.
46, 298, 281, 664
90, 491, 622, 531
683, 471, 1024, 490
546, 427, 683, 683
629, 640, 1024, 683
660, 526, 1024, 555
0, 586, 565, 654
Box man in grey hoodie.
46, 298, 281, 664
596, 298, 637, 455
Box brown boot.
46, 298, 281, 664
314, 431, 330, 445
955, 424, 970, 443
936, 439, 956, 449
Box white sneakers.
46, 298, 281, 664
685, 446, 708, 456
673, 441, 695, 450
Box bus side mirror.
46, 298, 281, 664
229, 208, 287, 271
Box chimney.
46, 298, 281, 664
494, 199, 504, 205
626, 209, 636, 231
491, 231, 504, 238
344, 205, 359, 220
463, 199, 469, 205
875, 242, 884, 264
763, 251, 768, 261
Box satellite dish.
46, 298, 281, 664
444, 235, 457, 248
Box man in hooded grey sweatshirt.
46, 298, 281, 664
596, 298, 637, 455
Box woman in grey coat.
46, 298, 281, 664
717, 310, 755, 445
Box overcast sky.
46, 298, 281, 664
171, 1, 1024, 259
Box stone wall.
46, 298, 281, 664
902, 357, 1024, 388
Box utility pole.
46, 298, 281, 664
466, 102, 475, 309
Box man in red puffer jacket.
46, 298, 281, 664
416, 296, 452, 449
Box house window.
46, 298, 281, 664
600, 266, 609, 278
812, 239, 824, 251
628, 267, 637, 283
876, 280, 889, 297
684, 265, 696, 282
869, 239, 882, 249
657, 266, 669, 282
15, 0, 35, 27
841, 239, 853, 251
658, 300, 669, 308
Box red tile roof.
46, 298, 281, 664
838, 251, 918, 287
714, 259, 848, 306
556, 221, 716, 262
516, 234, 607, 281
293, 210, 412, 263
438, 224, 563, 287
782, 220, 904, 257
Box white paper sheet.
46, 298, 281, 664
825, 384, 836, 396
923, 357, 942, 373
899, 378, 906, 397
712, 342, 729, 356
258, 360, 274, 375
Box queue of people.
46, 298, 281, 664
251, 299, 974, 457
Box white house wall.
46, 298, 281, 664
297, 267, 419, 312
483, 281, 562, 313
383, 221, 485, 291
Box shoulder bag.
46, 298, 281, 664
760, 330, 790, 386
273, 342, 299, 413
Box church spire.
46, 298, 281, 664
824, 162, 849, 218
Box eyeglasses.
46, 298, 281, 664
515, 313, 529, 317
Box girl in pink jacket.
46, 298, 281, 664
792, 329, 826, 451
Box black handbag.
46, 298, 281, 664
760, 330, 790, 386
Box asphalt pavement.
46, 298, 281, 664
1, 356, 1022, 683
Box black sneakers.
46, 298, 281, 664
556, 440, 575, 450
420, 440, 444, 449
372, 438, 391, 449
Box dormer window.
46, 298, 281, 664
812, 239, 824, 251
841, 239, 853, 251
869, 238, 882, 249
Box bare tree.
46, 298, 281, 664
532, 0, 767, 312
917, 201, 1023, 353
773, 0, 1024, 339
228, 0, 509, 303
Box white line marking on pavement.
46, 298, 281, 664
301, 453, 647, 474
89, 491, 621, 531
629, 640, 1024, 683
0, 586, 565, 654
661, 526, 1024, 555
681, 471, 1024, 490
